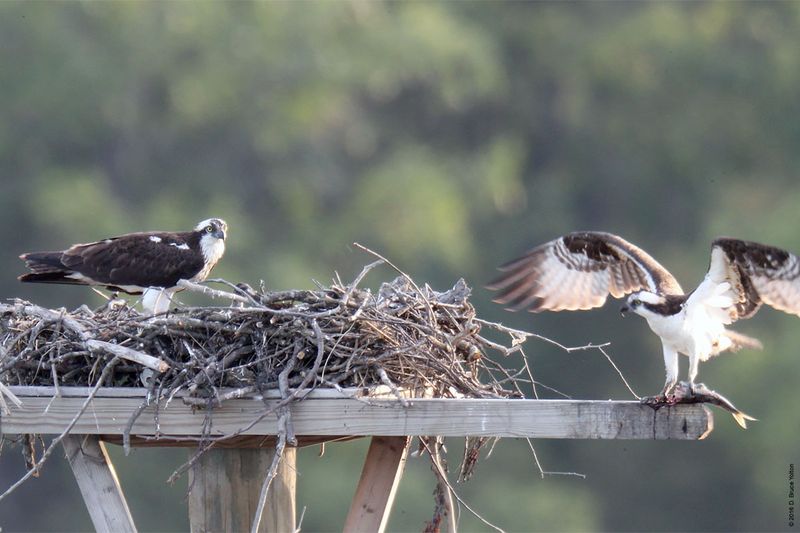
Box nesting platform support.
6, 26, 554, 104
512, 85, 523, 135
344, 436, 411, 533
0, 387, 714, 532
188, 447, 297, 533
62, 435, 136, 533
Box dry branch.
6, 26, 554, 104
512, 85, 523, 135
87, 340, 169, 373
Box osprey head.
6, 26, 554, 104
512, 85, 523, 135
196, 218, 227, 241
195, 218, 227, 267
620, 291, 665, 317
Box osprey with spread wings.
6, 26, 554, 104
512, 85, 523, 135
489, 232, 800, 401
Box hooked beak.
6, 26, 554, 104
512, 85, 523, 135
213, 229, 226, 240
619, 304, 629, 316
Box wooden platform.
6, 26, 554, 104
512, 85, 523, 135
0, 386, 713, 532
0, 386, 712, 441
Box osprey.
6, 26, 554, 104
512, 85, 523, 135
489, 232, 800, 400
18, 218, 227, 314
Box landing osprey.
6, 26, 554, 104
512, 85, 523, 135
489, 232, 800, 400
19, 218, 227, 314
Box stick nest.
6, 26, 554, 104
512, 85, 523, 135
1, 273, 524, 402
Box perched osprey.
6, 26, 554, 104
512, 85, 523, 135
19, 218, 227, 314
489, 232, 800, 400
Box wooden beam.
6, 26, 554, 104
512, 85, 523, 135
344, 436, 409, 533
188, 446, 296, 533
4, 385, 396, 399
101, 434, 362, 449
2, 388, 713, 440
62, 435, 137, 533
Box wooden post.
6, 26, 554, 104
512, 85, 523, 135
343, 436, 410, 533
62, 435, 137, 533
188, 446, 296, 533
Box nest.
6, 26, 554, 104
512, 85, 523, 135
0, 259, 535, 526
0, 272, 524, 402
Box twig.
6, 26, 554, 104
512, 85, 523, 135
204, 278, 264, 306
0, 381, 22, 415
342, 260, 384, 306
428, 437, 457, 533
376, 366, 409, 407
524, 438, 586, 479
86, 340, 169, 373
123, 374, 160, 456
3, 303, 89, 341
250, 432, 286, 533
420, 438, 505, 533
474, 318, 639, 398
353, 242, 435, 325
294, 506, 307, 533
596, 344, 640, 399
277, 353, 297, 446
177, 279, 251, 305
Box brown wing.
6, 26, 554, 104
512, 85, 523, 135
709, 238, 800, 320
61, 232, 204, 289
488, 232, 683, 312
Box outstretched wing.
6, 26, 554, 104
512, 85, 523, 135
488, 231, 683, 312
704, 238, 800, 321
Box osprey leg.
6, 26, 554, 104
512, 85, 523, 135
142, 287, 175, 315
661, 345, 679, 396
642, 346, 680, 405
687, 351, 705, 393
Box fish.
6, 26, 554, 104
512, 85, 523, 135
670, 381, 757, 429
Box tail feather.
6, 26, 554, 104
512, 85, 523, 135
18, 250, 86, 285
723, 330, 764, 352
18, 272, 87, 285
707, 329, 762, 359
19, 251, 67, 273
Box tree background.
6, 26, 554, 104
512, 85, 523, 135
1, 2, 798, 531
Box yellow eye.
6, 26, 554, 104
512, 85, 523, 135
205, 226, 213, 233
632, 299, 641, 306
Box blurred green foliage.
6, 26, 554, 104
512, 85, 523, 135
1, 2, 799, 531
